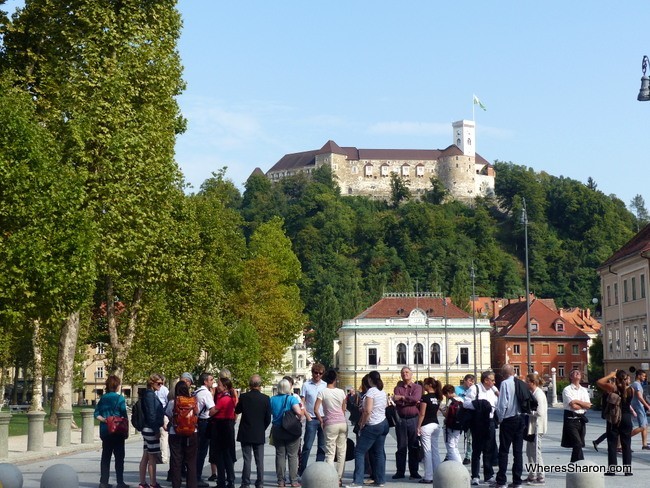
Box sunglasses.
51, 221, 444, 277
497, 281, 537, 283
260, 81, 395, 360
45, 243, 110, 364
312, 371, 323, 375
155, 382, 163, 386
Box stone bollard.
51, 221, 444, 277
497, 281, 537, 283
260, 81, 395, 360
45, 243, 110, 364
433, 460, 470, 488
26, 411, 46, 452
0, 413, 12, 459
566, 460, 605, 488
40, 463, 78, 488
80, 409, 95, 444
56, 409, 74, 447
301, 461, 338, 488
0, 462, 23, 488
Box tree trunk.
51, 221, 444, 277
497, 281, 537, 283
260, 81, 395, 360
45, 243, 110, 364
11, 364, 19, 404
48, 311, 81, 425
30, 319, 44, 412
106, 276, 143, 379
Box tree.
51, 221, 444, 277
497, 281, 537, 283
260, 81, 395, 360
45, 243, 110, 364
390, 173, 411, 207
630, 194, 649, 231
423, 176, 448, 204
586, 177, 598, 191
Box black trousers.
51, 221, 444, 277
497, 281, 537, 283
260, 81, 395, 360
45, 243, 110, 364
607, 413, 632, 470
496, 415, 525, 486
395, 416, 420, 476
169, 433, 198, 488
471, 419, 495, 480
100, 434, 125, 485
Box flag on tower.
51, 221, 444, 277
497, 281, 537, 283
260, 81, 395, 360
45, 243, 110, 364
473, 95, 487, 111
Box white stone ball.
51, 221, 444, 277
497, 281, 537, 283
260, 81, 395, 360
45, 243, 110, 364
40, 464, 78, 488
0, 463, 23, 488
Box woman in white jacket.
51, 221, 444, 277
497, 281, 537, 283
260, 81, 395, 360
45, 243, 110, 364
525, 373, 548, 485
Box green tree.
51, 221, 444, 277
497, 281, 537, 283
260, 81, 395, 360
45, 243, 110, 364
311, 285, 341, 368
390, 173, 411, 207
423, 176, 448, 204
630, 194, 649, 231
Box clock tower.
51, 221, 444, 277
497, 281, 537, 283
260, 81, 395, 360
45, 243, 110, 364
452, 120, 475, 157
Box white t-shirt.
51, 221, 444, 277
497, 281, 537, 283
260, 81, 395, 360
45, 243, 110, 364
194, 385, 215, 419
317, 387, 347, 426
364, 387, 387, 426
562, 383, 590, 414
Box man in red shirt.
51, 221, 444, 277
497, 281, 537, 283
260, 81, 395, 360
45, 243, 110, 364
393, 367, 423, 479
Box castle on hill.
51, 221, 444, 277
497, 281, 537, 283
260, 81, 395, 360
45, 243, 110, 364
264, 120, 495, 201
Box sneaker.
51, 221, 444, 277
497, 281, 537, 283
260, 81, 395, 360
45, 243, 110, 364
643, 445, 650, 450
116, 484, 130, 488
346, 485, 362, 488
410, 474, 422, 480
209, 474, 218, 481
471, 479, 480, 486
363, 481, 376, 485
592, 440, 599, 452
392, 474, 405, 480
418, 480, 432, 484
137, 484, 149, 488
485, 476, 496, 484
463, 458, 471, 465
507, 484, 523, 488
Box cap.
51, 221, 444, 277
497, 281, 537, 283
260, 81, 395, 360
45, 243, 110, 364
181, 372, 193, 384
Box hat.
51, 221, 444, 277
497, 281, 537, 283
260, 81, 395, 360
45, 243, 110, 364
181, 372, 193, 384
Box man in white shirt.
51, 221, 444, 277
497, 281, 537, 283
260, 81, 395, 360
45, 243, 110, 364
561, 369, 591, 462
195, 372, 217, 487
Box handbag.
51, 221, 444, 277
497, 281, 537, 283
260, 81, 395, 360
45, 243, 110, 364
385, 399, 401, 428
334, 437, 355, 462
281, 395, 303, 438
106, 415, 129, 437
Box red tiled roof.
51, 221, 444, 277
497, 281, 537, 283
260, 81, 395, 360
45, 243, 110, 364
492, 299, 589, 339
559, 307, 602, 335
355, 296, 469, 320
600, 223, 650, 268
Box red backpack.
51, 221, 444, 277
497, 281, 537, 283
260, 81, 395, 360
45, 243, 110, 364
173, 396, 198, 436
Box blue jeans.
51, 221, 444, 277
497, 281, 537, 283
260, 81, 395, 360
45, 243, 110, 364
353, 420, 389, 485
299, 419, 325, 475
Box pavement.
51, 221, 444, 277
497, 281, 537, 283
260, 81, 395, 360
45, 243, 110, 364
4, 407, 650, 488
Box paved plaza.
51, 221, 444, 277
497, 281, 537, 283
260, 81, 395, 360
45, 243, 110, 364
4, 407, 650, 488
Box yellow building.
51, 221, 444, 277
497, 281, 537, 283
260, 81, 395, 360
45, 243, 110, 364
335, 292, 492, 391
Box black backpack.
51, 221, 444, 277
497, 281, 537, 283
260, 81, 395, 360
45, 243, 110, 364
131, 398, 145, 432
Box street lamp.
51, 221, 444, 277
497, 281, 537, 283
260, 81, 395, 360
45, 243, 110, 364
522, 198, 532, 373
470, 264, 478, 379
638, 55, 650, 101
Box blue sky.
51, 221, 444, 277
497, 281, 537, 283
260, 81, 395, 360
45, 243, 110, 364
4, 1, 650, 208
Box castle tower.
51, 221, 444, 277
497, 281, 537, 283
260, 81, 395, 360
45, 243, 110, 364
452, 120, 475, 157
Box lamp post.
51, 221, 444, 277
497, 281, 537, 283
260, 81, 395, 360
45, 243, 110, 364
522, 198, 532, 373
551, 367, 558, 405
470, 264, 478, 379
638, 55, 650, 101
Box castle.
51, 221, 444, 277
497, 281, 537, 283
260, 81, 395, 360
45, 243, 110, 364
265, 120, 495, 201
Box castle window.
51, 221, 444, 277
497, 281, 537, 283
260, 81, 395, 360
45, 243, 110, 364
352, 166, 358, 174
364, 164, 373, 177
332, 164, 338, 170
416, 166, 425, 177
401, 165, 410, 177
381, 165, 390, 177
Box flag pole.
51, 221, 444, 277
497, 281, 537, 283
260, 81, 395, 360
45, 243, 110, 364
472, 94, 475, 122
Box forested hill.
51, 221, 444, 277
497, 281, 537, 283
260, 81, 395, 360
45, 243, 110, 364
237, 162, 638, 365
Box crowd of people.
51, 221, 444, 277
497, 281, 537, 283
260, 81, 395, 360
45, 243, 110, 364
91, 364, 650, 488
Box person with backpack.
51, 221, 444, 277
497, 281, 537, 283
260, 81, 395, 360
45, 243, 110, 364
463, 371, 498, 486
94, 374, 129, 488
166, 380, 199, 488
209, 377, 238, 488
440, 384, 463, 462
271, 378, 304, 487
138, 374, 166, 488
524, 373, 547, 485
597, 370, 634, 476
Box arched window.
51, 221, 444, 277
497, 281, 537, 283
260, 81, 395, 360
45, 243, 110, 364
430, 343, 441, 365
413, 343, 424, 365
396, 343, 407, 365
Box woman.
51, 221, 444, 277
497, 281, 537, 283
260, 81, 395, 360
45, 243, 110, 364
597, 370, 634, 476
347, 371, 388, 488
524, 373, 548, 485
166, 380, 199, 488
138, 373, 166, 488
271, 378, 304, 487
210, 377, 238, 488
417, 377, 442, 483
94, 375, 129, 488
314, 369, 348, 485
440, 384, 463, 462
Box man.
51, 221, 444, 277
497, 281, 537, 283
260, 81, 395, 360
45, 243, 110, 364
493, 364, 526, 488
464, 371, 497, 486
195, 372, 217, 487
299, 363, 327, 475
393, 367, 423, 480
456, 374, 475, 466
561, 369, 591, 463
235, 374, 272, 488
631, 369, 650, 449
181, 372, 194, 389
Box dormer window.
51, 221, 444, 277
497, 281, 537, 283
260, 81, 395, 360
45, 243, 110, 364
529, 321, 539, 332
555, 321, 565, 332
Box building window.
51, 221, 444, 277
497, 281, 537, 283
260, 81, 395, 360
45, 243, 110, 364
572, 345, 579, 355
642, 274, 647, 299
530, 344, 535, 354
615, 329, 620, 352
614, 283, 619, 304
555, 322, 564, 332
607, 285, 611, 306
413, 344, 424, 365
513, 365, 521, 376
542, 344, 550, 355
416, 165, 425, 177
558, 344, 565, 354
368, 348, 377, 366
608, 330, 613, 353
625, 327, 631, 351
352, 165, 358, 174
634, 326, 639, 351
381, 165, 389, 177
459, 347, 469, 365
396, 343, 407, 365
633, 277, 637, 300
558, 365, 565, 377
96, 343, 105, 354
431, 343, 441, 365
513, 344, 521, 354
624, 279, 628, 302
401, 165, 410, 177
643, 325, 649, 351
365, 164, 373, 177
95, 367, 104, 379
530, 322, 539, 332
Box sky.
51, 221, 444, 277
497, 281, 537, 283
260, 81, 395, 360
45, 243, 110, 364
4, 1, 650, 208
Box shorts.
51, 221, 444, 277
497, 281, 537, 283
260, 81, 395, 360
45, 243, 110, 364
634, 405, 648, 428
142, 427, 161, 454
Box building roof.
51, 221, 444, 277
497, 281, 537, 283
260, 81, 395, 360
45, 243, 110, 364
600, 223, 650, 268
559, 307, 602, 335
354, 295, 469, 320
267, 142, 492, 173
492, 299, 589, 339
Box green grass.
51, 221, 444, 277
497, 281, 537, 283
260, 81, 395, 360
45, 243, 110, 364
6, 406, 98, 437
